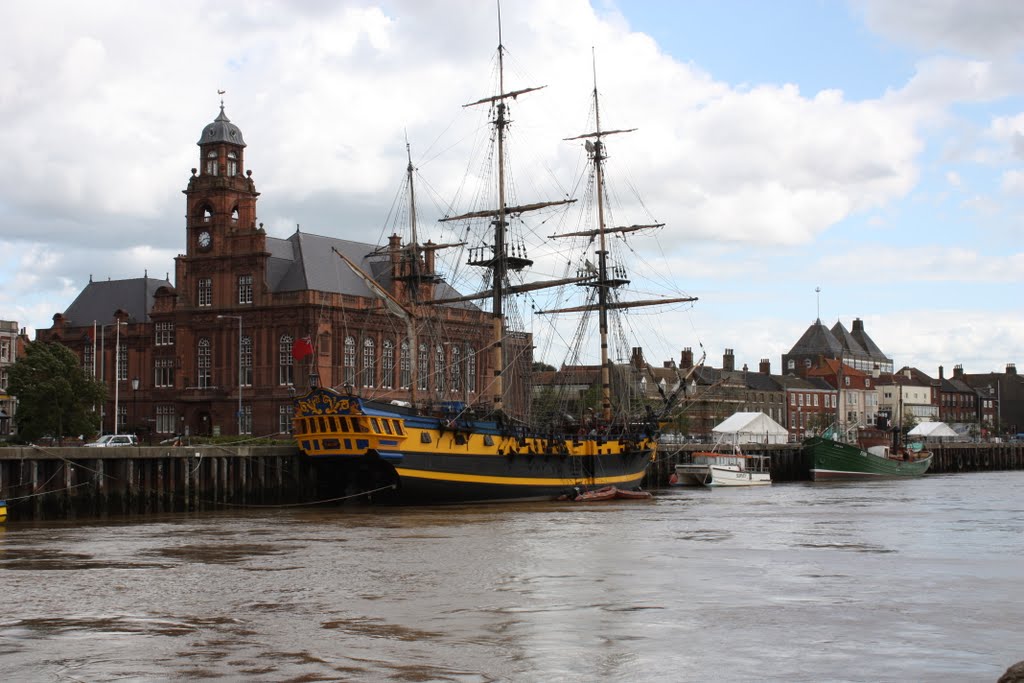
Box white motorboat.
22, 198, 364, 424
671, 446, 771, 487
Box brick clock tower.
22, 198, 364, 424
178, 103, 266, 303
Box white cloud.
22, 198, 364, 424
856, 0, 1024, 58
1001, 170, 1024, 194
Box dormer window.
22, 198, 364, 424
205, 150, 218, 176
227, 151, 238, 176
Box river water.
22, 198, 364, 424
1, 471, 1021, 682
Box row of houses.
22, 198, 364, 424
534, 318, 1023, 442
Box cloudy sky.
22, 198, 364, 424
1, 0, 1022, 376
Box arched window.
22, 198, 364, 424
435, 344, 445, 393
198, 338, 211, 388
227, 151, 238, 176
362, 337, 376, 387
279, 335, 294, 385
83, 344, 94, 374
451, 345, 461, 393
115, 342, 127, 382
466, 344, 476, 394
399, 339, 411, 389
343, 336, 356, 385
418, 343, 429, 391
205, 150, 218, 176
230, 205, 240, 223
241, 335, 253, 387
382, 339, 395, 389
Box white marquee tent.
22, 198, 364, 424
907, 421, 959, 441
712, 412, 789, 445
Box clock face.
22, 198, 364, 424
198, 231, 212, 249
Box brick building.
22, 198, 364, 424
38, 105, 494, 440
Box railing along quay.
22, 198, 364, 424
648, 441, 1024, 487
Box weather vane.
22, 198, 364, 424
217, 89, 226, 107
815, 286, 821, 322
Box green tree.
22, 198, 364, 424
8, 341, 106, 442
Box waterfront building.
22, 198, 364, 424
936, 365, 979, 435
806, 357, 880, 433
875, 367, 940, 429
960, 363, 1023, 438
782, 317, 892, 378
36, 105, 493, 439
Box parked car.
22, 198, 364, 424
83, 434, 139, 448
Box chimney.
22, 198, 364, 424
852, 318, 864, 332
873, 364, 880, 379
903, 368, 912, 380
723, 348, 735, 372
631, 347, 645, 368
663, 360, 676, 369
759, 358, 771, 374
1008, 363, 1017, 375
681, 347, 693, 368
953, 364, 964, 379
938, 365, 944, 380
423, 239, 436, 274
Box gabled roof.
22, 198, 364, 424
62, 276, 173, 325
808, 357, 868, 380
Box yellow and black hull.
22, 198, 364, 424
293, 388, 656, 504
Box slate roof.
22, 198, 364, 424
787, 319, 844, 356
266, 231, 478, 310
61, 276, 173, 326
198, 105, 246, 147
830, 321, 868, 357
850, 319, 888, 360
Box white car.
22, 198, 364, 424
83, 434, 139, 448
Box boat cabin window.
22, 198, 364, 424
353, 419, 366, 433
392, 421, 404, 436
371, 418, 382, 434
318, 417, 328, 433
381, 420, 394, 435
337, 416, 348, 432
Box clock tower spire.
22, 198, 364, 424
184, 102, 259, 256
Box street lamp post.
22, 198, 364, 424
217, 315, 243, 435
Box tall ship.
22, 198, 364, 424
292, 12, 696, 503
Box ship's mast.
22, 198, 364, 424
440, 4, 573, 416
545, 53, 695, 422
491, 5, 509, 415
589, 55, 614, 422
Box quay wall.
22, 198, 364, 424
3, 441, 1022, 521
648, 441, 1024, 487
0, 445, 315, 522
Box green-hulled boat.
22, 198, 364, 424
803, 436, 933, 481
